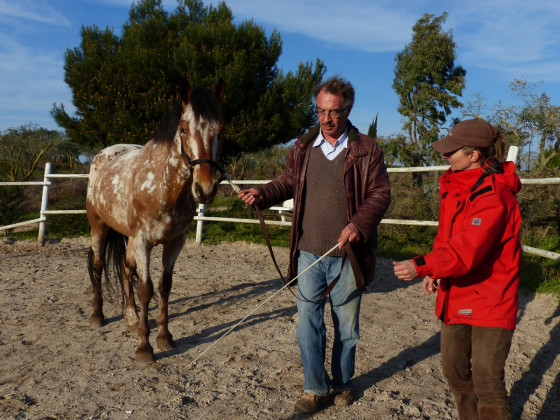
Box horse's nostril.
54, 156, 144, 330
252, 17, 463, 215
194, 181, 203, 197
193, 181, 218, 203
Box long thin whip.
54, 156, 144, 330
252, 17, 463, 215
182, 242, 340, 370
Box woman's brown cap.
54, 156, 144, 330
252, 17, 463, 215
432, 119, 497, 153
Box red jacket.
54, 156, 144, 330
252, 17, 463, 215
413, 162, 522, 330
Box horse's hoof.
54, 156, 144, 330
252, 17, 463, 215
156, 334, 175, 352
127, 321, 139, 332
135, 348, 155, 364
89, 315, 104, 328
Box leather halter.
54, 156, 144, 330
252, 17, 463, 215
180, 128, 227, 183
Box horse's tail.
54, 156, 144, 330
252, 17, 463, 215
105, 228, 133, 305
87, 228, 133, 303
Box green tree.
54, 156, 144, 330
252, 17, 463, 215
0, 124, 62, 182
510, 79, 560, 169
0, 124, 65, 226
377, 134, 417, 168
367, 114, 378, 138
51, 0, 325, 157
393, 13, 466, 169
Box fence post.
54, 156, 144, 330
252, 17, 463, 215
195, 204, 205, 245
38, 163, 52, 245
507, 146, 519, 164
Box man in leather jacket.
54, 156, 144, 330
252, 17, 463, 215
239, 76, 391, 413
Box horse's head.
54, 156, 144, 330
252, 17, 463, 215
178, 78, 226, 204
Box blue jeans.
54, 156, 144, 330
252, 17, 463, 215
296, 250, 362, 396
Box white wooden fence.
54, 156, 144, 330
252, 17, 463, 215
1, 147, 559, 261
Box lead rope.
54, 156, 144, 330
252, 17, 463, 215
180, 242, 339, 373
222, 172, 241, 194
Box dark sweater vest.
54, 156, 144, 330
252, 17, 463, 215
297, 145, 347, 257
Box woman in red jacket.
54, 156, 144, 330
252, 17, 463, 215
393, 118, 522, 420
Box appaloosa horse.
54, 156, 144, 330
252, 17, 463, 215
86, 76, 225, 363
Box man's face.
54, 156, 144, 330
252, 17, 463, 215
316, 88, 350, 141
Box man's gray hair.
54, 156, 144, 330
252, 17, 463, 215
313, 76, 355, 109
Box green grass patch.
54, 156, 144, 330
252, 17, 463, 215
377, 224, 435, 260
187, 195, 290, 246
520, 256, 560, 296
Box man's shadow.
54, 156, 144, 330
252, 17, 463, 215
352, 331, 441, 399
510, 299, 560, 419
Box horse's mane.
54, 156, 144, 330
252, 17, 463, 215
153, 86, 223, 144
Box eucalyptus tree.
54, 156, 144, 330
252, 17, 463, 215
393, 12, 466, 171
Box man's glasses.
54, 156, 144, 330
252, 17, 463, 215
315, 106, 346, 118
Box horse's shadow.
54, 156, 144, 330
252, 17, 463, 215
168, 277, 283, 320
162, 276, 297, 358
98, 276, 289, 339
171, 304, 297, 358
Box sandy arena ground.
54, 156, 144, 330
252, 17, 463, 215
1, 237, 559, 419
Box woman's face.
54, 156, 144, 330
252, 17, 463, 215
443, 148, 481, 172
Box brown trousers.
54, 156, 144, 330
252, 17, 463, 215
441, 323, 513, 420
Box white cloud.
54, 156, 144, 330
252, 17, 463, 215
223, 0, 418, 52
225, 0, 560, 81
0, 33, 72, 130
447, 0, 560, 80
0, 0, 70, 26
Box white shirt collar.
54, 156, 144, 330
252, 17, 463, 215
313, 128, 349, 160
313, 128, 349, 149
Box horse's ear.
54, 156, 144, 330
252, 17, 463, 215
179, 77, 192, 107
213, 78, 225, 101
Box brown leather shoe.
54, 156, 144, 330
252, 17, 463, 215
294, 392, 329, 413
333, 389, 353, 406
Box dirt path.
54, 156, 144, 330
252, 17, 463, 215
1, 237, 559, 419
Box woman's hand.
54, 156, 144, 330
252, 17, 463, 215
392, 259, 418, 281
423, 276, 438, 295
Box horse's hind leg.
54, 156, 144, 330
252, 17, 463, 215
88, 229, 108, 327
156, 239, 184, 351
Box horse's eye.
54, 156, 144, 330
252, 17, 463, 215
180, 127, 185, 135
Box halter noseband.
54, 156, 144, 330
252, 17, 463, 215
180, 130, 227, 183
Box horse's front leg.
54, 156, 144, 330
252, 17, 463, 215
131, 239, 155, 363
156, 239, 185, 351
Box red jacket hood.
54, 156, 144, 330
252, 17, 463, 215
440, 161, 521, 197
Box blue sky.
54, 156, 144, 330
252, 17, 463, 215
1, 0, 559, 138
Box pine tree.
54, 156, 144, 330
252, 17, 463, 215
51, 0, 325, 157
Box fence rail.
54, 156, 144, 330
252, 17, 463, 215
1, 153, 560, 261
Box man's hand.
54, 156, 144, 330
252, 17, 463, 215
392, 259, 418, 281
338, 223, 361, 249
238, 188, 262, 207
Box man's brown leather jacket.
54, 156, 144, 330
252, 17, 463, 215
256, 122, 391, 289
